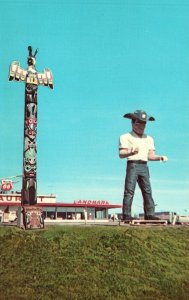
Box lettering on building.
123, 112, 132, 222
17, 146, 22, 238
74, 200, 109, 206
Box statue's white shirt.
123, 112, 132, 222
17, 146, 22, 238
119, 131, 155, 161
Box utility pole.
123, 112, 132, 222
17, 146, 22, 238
9, 46, 53, 229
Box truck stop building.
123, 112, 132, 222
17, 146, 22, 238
0, 193, 122, 223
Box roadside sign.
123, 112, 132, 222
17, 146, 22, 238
1, 180, 13, 191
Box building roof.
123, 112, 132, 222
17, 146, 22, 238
0, 194, 122, 209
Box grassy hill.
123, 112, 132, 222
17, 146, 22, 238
0, 225, 189, 300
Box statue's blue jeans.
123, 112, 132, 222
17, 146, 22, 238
122, 161, 155, 218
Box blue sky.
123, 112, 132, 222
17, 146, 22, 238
0, 0, 189, 215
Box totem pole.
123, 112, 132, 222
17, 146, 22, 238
9, 46, 53, 228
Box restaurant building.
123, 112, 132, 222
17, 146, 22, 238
0, 193, 122, 223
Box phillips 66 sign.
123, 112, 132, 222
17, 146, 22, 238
1, 180, 13, 192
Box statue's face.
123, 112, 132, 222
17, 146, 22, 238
132, 120, 146, 136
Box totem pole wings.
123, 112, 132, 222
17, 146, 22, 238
8, 47, 53, 89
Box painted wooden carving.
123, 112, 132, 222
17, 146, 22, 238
9, 46, 53, 206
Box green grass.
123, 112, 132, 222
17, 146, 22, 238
0, 225, 189, 300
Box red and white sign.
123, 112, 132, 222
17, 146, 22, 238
0, 194, 56, 203
1, 180, 13, 192
0, 195, 21, 202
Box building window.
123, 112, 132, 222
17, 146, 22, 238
95, 209, 107, 219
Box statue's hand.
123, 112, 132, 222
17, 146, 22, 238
131, 147, 139, 155
160, 156, 168, 162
